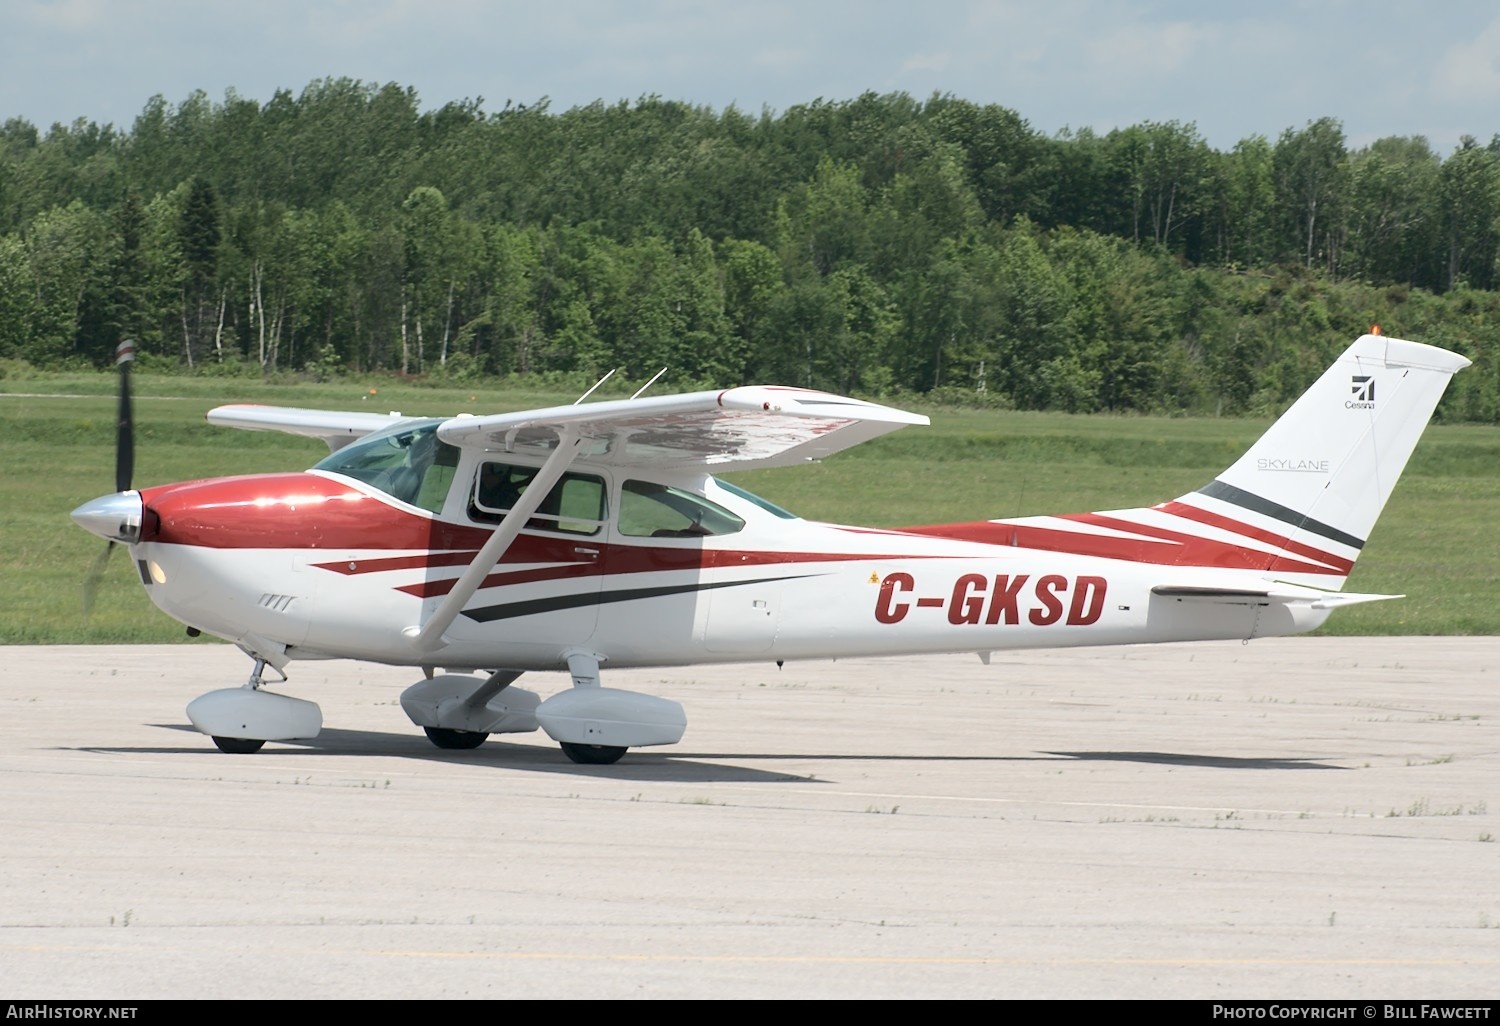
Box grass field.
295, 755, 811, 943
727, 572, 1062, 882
4, 371, 1497, 643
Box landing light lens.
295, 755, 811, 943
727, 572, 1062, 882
148, 561, 167, 584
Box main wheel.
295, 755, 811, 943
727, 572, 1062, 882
424, 726, 489, 750
560, 741, 627, 765
212, 735, 265, 754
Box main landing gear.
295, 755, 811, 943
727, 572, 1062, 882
422, 726, 491, 750
558, 741, 628, 765
401, 651, 686, 765
213, 735, 266, 754
400, 670, 538, 753
533, 651, 685, 765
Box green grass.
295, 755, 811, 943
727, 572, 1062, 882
4, 372, 1497, 642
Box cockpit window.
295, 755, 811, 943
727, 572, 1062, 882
620, 480, 745, 538
313, 421, 458, 514
471, 461, 606, 536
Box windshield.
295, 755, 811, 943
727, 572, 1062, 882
313, 421, 458, 513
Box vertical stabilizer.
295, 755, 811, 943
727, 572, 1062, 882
1166, 334, 1469, 588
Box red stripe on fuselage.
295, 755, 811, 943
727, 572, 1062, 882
311, 551, 478, 575
141, 472, 1347, 586
1058, 512, 1345, 576
394, 544, 935, 598
1154, 501, 1356, 575
899, 518, 1344, 577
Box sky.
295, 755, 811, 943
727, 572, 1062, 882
5, 0, 1500, 154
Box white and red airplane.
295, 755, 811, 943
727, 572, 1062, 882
73, 332, 1467, 763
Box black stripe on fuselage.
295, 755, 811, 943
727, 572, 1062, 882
461, 573, 819, 623
1196, 480, 1366, 551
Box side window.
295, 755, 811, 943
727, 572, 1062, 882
619, 480, 745, 538
470, 462, 606, 536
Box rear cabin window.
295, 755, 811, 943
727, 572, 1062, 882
619, 480, 745, 538
470, 461, 606, 536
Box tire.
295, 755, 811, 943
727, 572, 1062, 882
560, 741, 627, 765
424, 726, 489, 750
212, 735, 266, 754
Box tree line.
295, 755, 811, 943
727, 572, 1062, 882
2, 80, 1499, 419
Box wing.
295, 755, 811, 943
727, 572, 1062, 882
436, 386, 929, 470
207, 405, 415, 451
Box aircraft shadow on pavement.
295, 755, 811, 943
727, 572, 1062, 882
78, 726, 1347, 779
79, 723, 826, 784
1044, 750, 1347, 770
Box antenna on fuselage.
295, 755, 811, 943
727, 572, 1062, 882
630, 367, 668, 400
572, 368, 617, 405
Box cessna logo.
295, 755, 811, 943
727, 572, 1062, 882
1347, 374, 1375, 409
875, 572, 1107, 627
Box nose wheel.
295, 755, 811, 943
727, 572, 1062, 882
188, 657, 321, 753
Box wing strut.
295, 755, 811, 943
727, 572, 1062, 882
412, 430, 583, 652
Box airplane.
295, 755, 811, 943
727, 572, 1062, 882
71, 331, 1469, 763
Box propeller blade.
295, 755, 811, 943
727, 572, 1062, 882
115, 339, 136, 493
82, 339, 138, 623
82, 541, 116, 623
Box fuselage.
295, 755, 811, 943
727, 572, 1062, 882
122, 454, 1331, 673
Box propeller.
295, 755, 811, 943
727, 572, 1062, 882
114, 339, 134, 493
80, 340, 138, 621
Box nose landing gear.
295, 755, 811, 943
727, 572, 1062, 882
187, 657, 321, 753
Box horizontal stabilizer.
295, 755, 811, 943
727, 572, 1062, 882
1152, 585, 1403, 610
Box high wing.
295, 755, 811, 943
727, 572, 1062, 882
435, 386, 929, 469
411, 387, 927, 651
206, 405, 414, 452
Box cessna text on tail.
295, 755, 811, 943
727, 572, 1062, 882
72, 333, 1469, 763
